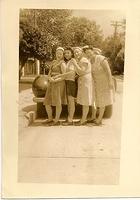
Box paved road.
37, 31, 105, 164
18, 78, 123, 184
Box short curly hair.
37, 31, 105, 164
64, 46, 74, 61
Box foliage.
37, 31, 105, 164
102, 32, 125, 73
19, 9, 72, 78
61, 17, 103, 48
19, 21, 50, 79
114, 46, 125, 74
19, 9, 103, 61
19, 9, 125, 77
101, 19, 126, 73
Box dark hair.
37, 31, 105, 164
82, 45, 93, 53
64, 47, 74, 62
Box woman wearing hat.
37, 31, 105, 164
44, 47, 67, 125
71, 47, 94, 125
83, 46, 114, 125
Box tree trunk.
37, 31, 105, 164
19, 56, 28, 80
19, 64, 24, 80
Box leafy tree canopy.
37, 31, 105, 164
19, 9, 125, 76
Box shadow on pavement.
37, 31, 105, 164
22, 104, 36, 113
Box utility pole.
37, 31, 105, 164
33, 9, 36, 29
111, 20, 123, 57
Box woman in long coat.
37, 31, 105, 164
83, 46, 114, 125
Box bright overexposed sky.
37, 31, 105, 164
72, 10, 125, 38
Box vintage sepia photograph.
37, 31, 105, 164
18, 9, 125, 184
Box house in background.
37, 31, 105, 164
21, 58, 50, 77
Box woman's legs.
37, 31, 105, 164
54, 105, 62, 123
67, 96, 75, 122
81, 105, 89, 123
96, 106, 105, 124
45, 104, 62, 123
45, 105, 53, 121
91, 105, 97, 120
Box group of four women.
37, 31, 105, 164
43, 46, 114, 126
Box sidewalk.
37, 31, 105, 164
18, 79, 123, 184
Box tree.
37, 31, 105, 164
61, 17, 103, 48
19, 21, 49, 79
114, 47, 124, 74
102, 33, 125, 73
19, 9, 72, 76
19, 9, 104, 78
102, 19, 126, 73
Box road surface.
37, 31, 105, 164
18, 77, 123, 184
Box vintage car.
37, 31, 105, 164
32, 75, 116, 119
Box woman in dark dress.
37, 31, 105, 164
44, 47, 67, 125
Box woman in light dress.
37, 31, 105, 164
43, 47, 67, 125
71, 47, 95, 125
83, 46, 114, 125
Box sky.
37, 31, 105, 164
72, 10, 126, 38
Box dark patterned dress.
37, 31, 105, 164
44, 60, 67, 106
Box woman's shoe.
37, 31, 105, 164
94, 119, 102, 126
87, 119, 96, 123
75, 121, 87, 126
62, 121, 73, 126
42, 119, 53, 125
52, 121, 60, 126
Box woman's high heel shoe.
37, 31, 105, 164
52, 121, 60, 126
94, 119, 102, 126
75, 120, 87, 126
87, 119, 96, 123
